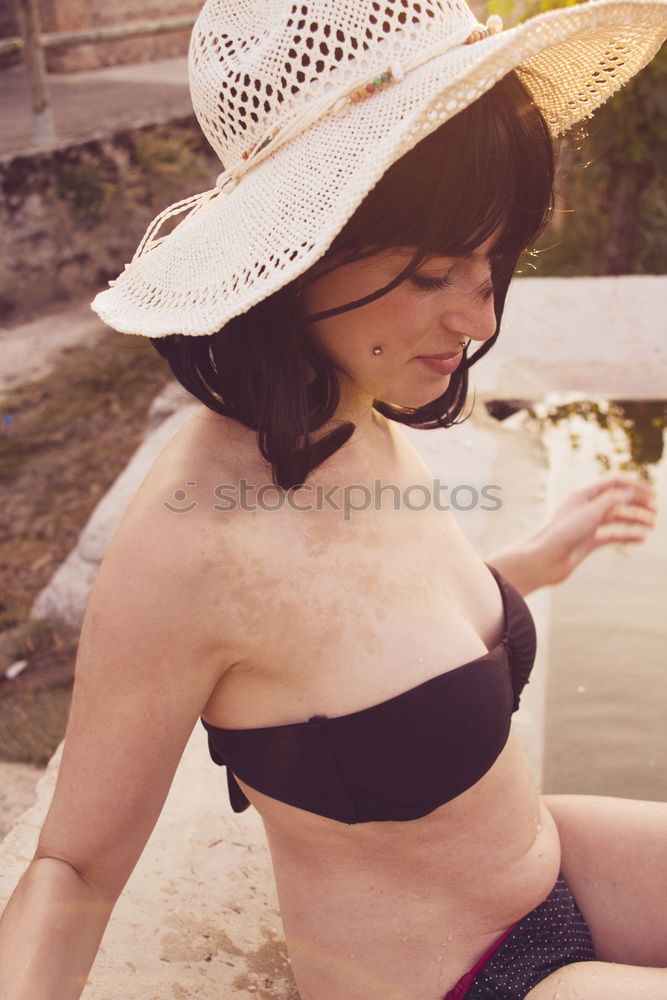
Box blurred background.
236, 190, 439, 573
0, 0, 665, 835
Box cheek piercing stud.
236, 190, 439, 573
372, 345, 382, 355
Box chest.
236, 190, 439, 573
205, 491, 507, 729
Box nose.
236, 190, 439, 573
441, 283, 497, 345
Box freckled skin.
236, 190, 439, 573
299, 243, 498, 416
140, 244, 562, 1000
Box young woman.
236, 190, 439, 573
1, 2, 666, 999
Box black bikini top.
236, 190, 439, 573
201, 564, 536, 824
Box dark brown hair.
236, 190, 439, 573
151, 70, 555, 489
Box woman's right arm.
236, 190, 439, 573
0, 499, 236, 1000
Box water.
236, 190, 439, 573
521, 396, 667, 800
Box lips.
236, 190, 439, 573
420, 351, 462, 361
417, 352, 464, 375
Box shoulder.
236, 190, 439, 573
123, 405, 271, 541
100, 404, 313, 627
90, 408, 267, 666
379, 412, 434, 482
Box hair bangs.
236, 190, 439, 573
328, 70, 554, 275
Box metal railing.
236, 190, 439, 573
3, 1, 196, 143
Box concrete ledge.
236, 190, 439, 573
31, 388, 198, 628
1, 57, 191, 158
476, 276, 667, 399
0, 732, 299, 999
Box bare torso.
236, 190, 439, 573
140, 404, 561, 1000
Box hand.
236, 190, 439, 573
528, 472, 658, 586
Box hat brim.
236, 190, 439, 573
92, 0, 667, 337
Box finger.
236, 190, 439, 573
583, 474, 657, 506
593, 525, 652, 546
592, 485, 658, 526
589, 487, 637, 523
603, 503, 657, 527
620, 483, 658, 507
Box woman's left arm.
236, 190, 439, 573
487, 473, 658, 596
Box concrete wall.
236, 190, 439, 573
0, 3, 20, 70
0, 5, 19, 40
39, 0, 92, 32
472, 275, 667, 400
75, 0, 199, 72
45, 22, 198, 74
0, 0, 200, 72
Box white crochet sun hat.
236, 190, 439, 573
91, 0, 667, 338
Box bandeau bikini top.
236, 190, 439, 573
201, 564, 536, 824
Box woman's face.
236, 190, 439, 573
299, 236, 498, 411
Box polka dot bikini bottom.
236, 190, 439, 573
443, 874, 596, 1000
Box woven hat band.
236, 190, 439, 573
189, 0, 480, 166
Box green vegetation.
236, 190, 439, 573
488, 0, 579, 18
56, 154, 120, 224
55, 123, 215, 228
524, 400, 667, 478
131, 127, 210, 181
488, 0, 667, 275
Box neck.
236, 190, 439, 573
314, 375, 382, 440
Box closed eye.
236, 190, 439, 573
410, 273, 453, 292
476, 279, 495, 301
